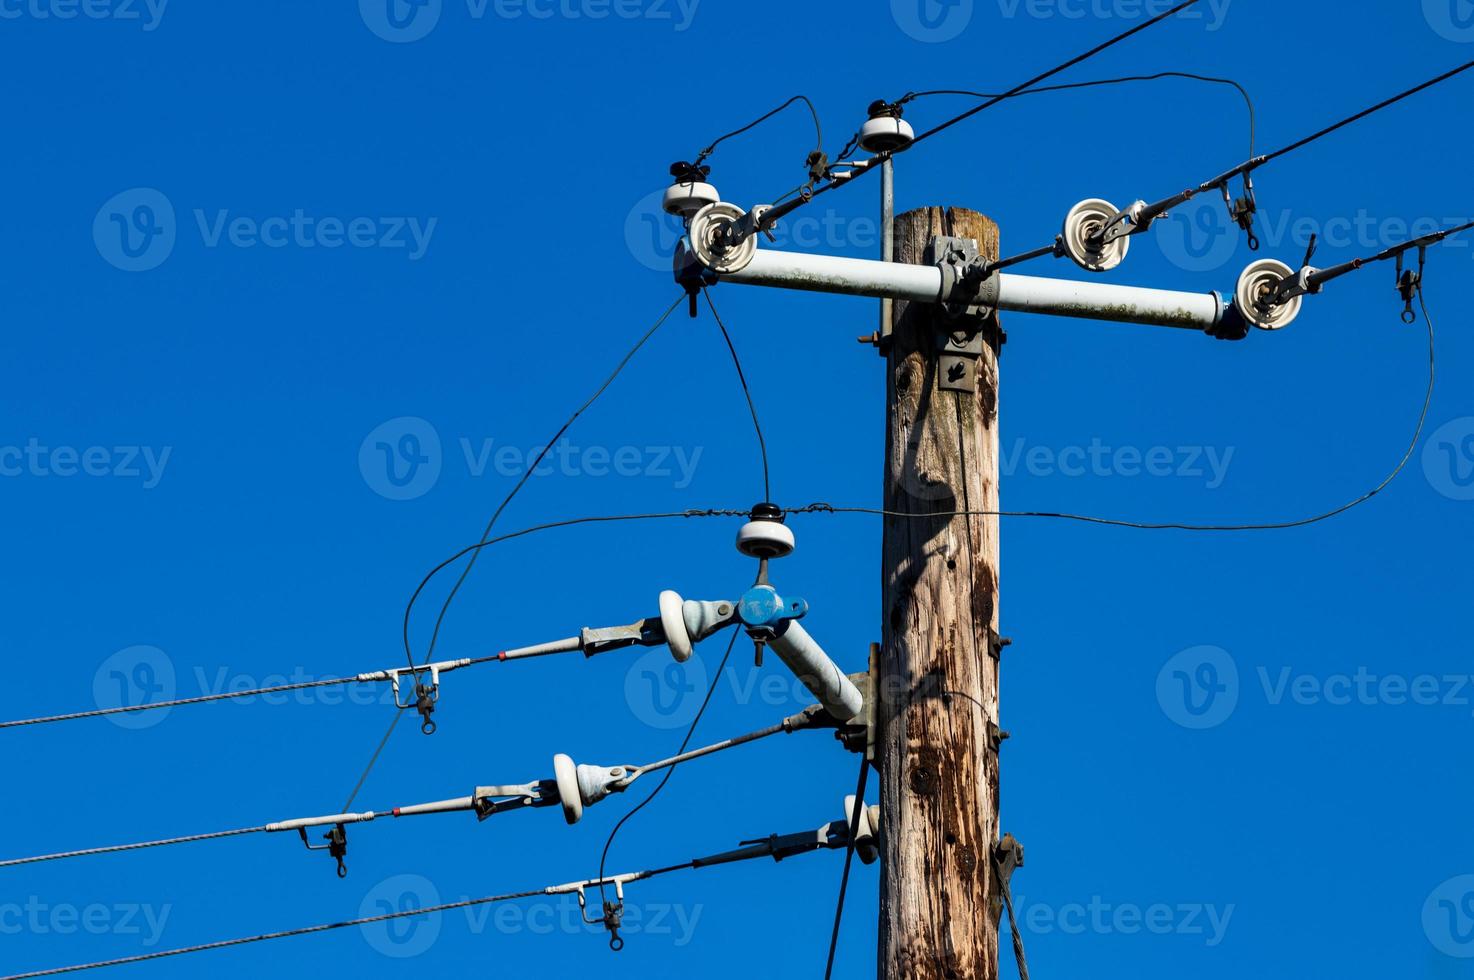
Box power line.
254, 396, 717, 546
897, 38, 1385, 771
0, 655, 500, 730
899, 70, 1256, 157
782, 287, 1435, 533
822, 753, 870, 980
1064, 58, 1474, 259
703, 288, 771, 501
0, 826, 265, 870
342, 293, 689, 811
693, 94, 823, 168
408, 292, 686, 670
594, 628, 739, 911
755, 0, 1203, 235
1260, 57, 1474, 165
3, 707, 822, 872
2, 812, 873, 979
341, 504, 750, 811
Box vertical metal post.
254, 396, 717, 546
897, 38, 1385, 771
879, 158, 895, 347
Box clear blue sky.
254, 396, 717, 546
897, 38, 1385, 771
4, 1, 1474, 977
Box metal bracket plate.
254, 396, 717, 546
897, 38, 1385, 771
928, 235, 993, 393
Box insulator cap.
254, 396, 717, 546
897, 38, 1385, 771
664, 160, 720, 217
1234, 258, 1302, 330
736, 502, 794, 559
858, 101, 915, 154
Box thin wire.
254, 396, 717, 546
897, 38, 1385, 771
994, 850, 1031, 980
0, 887, 537, 980
901, 70, 1255, 157
785, 294, 1435, 532
409, 292, 685, 670
822, 753, 870, 980
0, 826, 267, 869
339, 504, 747, 812
595, 628, 739, 908
1262, 58, 1474, 164
342, 294, 686, 811
1, 655, 507, 730
758, 0, 1201, 232
703, 288, 770, 501
694, 95, 823, 166
2, 678, 345, 729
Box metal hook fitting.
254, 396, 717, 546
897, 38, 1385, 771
298, 823, 349, 878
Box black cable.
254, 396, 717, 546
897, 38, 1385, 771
340, 294, 686, 810
338, 505, 748, 812
2, 655, 509, 730
783, 292, 1434, 532
900, 70, 1255, 157
1261, 58, 1474, 164
408, 292, 685, 671
694, 95, 823, 167
822, 753, 870, 980
703, 288, 770, 501
595, 628, 739, 908
0, 827, 268, 869
757, 0, 1202, 232
0, 887, 545, 980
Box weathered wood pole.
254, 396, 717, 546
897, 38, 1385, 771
878, 206, 1003, 980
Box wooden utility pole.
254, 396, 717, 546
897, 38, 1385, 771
878, 207, 1003, 980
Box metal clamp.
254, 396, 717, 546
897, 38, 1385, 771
298, 823, 349, 878
927, 236, 998, 393
1396, 246, 1427, 324
390, 666, 442, 735
572, 879, 632, 952
471, 781, 557, 821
